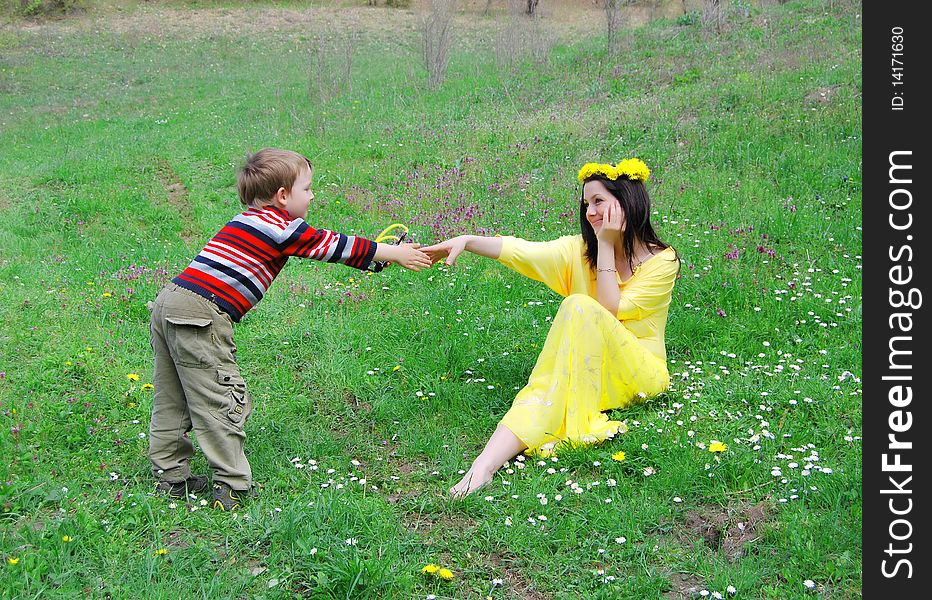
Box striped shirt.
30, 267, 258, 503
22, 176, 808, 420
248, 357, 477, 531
172, 206, 377, 321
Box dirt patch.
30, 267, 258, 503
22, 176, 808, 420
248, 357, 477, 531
165, 529, 192, 550
677, 500, 770, 561
400, 508, 475, 537
12, 1, 603, 48
805, 85, 841, 104
488, 551, 552, 600
154, 160, 196, 244
659, 501, 770, 599
343, 390, 372, 416
320, 390, 441, 516
664, 571, 707, 600
384, 487, 420, 505
373, 450, 434, 507
336, 390, 439, 497
755, 46, 803, 74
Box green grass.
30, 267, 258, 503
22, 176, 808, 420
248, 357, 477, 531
0, 1, 861, 597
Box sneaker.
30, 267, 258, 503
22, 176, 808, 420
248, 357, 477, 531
212, 482, 246, 511
156, 475, 209, 499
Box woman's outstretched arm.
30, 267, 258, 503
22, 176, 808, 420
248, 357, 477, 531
422, 235, 503, 266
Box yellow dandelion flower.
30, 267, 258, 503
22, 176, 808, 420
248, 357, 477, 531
438, 568, 455, 580
65, 361, 72, 366
155, 548, 168, 556
612, 451, 626, 462
141, 383, 154, 391
7, 557, 20, 565
421, 564, 439, 574
126, 373, 140, 382
62, 535, 73, 542
102, 293, 112, 298
614, 158, 651, 182
128, 402, 136, 409
577, 162, 619, 183
709, 441, 728, 453
392, 365, 401, 372
86, 347, 93, 352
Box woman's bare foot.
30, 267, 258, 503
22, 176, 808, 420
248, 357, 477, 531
449, 465, 494, 498
449, 425, 526, 498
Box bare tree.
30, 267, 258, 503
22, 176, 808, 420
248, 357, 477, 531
422, 0, 455, 90
526, 0, 539, 16
605, 0, 628, 56
494, 0, 551, 69
307, 22, 360, 102
702, 0, 725, 33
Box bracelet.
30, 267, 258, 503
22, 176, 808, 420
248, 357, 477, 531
597, 268, 617, 273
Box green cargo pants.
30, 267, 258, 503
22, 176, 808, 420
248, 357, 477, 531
149, 283, 253, 491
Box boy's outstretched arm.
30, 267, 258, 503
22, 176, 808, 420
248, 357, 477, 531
422, 235, 503, 266
373, 243, 432, 272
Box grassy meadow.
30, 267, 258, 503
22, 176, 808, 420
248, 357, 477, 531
0, 0, 862, 597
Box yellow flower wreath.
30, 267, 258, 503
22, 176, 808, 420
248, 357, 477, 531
577, 158, 650, 183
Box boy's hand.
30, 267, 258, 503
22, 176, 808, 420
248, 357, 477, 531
383, 243, 432, 272
422, 236, 468, 266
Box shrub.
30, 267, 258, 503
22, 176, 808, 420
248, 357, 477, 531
676, 11, 699, 26
2, 0, 85, 19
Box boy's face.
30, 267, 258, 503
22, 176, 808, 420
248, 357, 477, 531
283, 166, 314, 220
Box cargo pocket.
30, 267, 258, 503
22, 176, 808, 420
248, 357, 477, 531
165, 315, 214, 368
217, 369, 250, 425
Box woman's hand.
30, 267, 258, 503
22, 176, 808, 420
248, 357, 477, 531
595, 199, 624, 243
422, 236, 469, 266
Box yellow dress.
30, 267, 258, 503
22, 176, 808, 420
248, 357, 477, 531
496, 235, 679, 454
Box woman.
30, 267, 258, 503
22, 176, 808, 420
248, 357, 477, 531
423, 159, 679, 496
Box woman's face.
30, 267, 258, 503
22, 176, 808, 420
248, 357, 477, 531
582, 180, 620, 232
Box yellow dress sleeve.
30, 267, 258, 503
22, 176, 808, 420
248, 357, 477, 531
616, 250, 679, 321
497, 235, 577, 297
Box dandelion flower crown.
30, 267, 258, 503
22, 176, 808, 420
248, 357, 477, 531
577, 158, 650, 184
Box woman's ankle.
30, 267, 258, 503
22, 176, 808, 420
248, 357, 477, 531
470, 459, 498, 479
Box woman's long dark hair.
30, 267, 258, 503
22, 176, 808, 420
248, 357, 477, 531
579, 175, 677, 272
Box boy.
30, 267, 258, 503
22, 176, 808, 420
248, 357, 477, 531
148, 148, 431, 510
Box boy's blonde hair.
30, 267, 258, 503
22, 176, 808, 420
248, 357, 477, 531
236, 148, 312, 208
